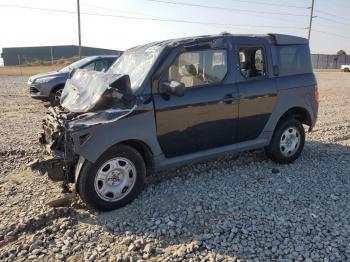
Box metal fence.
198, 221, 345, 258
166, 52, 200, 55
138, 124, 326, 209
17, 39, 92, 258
312, 54, 350, 69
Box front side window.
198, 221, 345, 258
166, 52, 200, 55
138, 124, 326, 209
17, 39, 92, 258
167, 50, 227, 88
239, 47, 266, 79
59, 57, 95, 72
82, 62, 96, 71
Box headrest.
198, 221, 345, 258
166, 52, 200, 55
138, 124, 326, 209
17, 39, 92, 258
179, 64, 197, 76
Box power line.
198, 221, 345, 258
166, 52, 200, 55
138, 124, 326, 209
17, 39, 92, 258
80, 3, 303, 28
0, 4, 77, 15
317, 16, 350, 28
316, 10, 350, 23
89, 2, 302, 25
313, 29, 350, 40
145, 0, 308, 17
0, 4, 306, 30
80, 3, 166, 19
229, 0, 307, 9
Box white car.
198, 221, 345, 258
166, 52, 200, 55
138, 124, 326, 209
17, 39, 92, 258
341, 65, 350, 72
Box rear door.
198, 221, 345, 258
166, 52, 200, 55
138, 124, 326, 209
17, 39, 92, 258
153, 47, 239, 158
235, 40, 278, 142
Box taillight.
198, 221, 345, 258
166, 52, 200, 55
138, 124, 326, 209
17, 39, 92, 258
314, 85, 320, 102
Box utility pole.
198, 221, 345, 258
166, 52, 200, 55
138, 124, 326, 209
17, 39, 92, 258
308, 0, 315, 41
77, 0, 82, 58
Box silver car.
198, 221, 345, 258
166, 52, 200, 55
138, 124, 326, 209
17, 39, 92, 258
28, 55, 119, 106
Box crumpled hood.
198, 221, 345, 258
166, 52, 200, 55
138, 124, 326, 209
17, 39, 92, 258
60, 69, 130, 113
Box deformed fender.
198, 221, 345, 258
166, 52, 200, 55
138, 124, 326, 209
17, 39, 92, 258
70, 109, 163, 164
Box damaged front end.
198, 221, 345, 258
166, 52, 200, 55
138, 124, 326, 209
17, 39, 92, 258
37, 107, 77, 187
32, 69, 136, 192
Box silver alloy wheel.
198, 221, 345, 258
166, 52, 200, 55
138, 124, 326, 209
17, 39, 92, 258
94, 157, 136, 202
54, 89, 62, 101
280, 126, 301, 157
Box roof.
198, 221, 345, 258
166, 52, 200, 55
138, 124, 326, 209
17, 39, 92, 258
132, 33, 309, 50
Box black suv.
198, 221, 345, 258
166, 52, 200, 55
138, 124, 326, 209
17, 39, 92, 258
38, 33, 319, 211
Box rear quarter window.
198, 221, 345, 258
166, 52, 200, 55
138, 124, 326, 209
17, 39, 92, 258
277, 45, 312, 76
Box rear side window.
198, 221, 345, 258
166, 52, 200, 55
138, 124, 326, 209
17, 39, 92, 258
277, 45, 312, 76
94, 60, 109, 72
238, 46, 266, 79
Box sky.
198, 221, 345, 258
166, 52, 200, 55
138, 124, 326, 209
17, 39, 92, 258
0, 0, 350, 64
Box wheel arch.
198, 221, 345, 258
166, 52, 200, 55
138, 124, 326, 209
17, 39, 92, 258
119, 139, 155, 172
275, 106, 312, 132
75, 139, 154, 193
51, 83, 65, 94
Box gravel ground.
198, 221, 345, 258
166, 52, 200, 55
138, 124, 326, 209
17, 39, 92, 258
0, 72, 349, 261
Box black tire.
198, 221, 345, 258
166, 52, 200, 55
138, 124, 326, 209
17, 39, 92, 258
78, 144, 146, 211
344, 68, 350, 72
49, 87, 63, 106
265, 118, 305, 164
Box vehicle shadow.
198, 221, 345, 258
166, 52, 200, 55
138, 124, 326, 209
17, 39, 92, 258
75, 140, 350, 260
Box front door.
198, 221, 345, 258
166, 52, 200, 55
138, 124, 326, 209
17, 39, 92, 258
235, 43, 278, 142
153, 48, 239, 158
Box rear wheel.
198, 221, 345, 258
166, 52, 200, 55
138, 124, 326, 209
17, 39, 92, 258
344, 68, 350, 72
265, 119, 305, 164
78, 144, 146, 211
49, 87, 63, 106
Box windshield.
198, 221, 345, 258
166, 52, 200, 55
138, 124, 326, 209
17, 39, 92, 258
107, 44, 162, 92
60, 57, 95, 72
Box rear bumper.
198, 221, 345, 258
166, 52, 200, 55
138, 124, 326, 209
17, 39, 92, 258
309, 98, 319, 131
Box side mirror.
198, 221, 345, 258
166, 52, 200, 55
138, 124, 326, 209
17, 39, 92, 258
159, 80, 185, 97
273, 65, 279, 76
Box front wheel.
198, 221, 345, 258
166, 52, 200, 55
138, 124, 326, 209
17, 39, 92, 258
265, 119, 305, 164
344, 68, 350, 72
49, 87, 63, 106
78, 144, 146, 211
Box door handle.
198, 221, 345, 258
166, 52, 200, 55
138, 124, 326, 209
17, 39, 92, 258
223, 94, 240, 104
223, 94, 233, 104
223, 94, 239, 104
